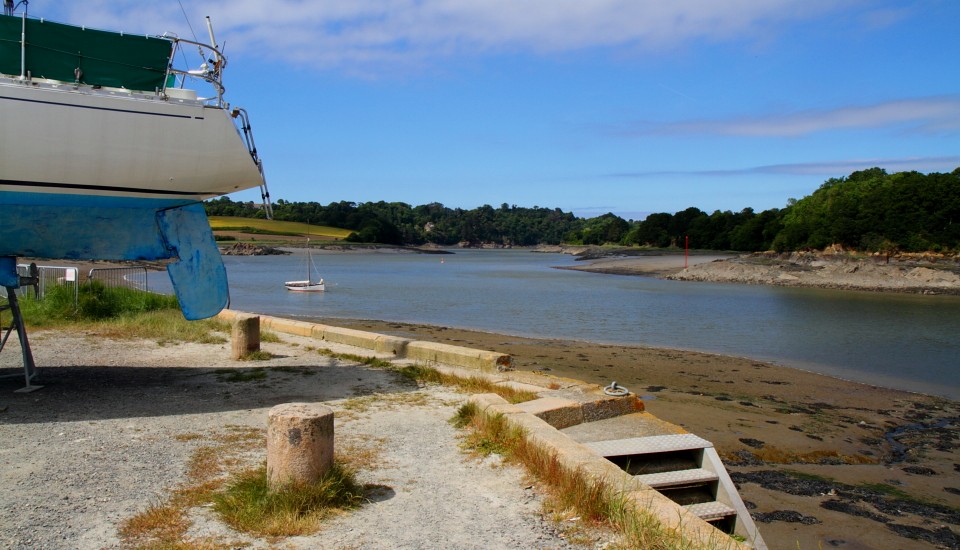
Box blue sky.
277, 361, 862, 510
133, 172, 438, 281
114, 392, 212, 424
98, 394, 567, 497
40, 1, 960, 220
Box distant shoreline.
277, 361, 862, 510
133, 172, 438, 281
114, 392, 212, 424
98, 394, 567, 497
547, 247, 960, 295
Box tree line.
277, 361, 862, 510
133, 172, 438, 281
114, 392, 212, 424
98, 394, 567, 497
205, 167, 960, 252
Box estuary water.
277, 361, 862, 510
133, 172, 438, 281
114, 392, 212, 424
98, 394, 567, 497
187, 249, 959, 399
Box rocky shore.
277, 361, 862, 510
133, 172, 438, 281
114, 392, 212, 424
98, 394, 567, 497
667, 252, 960, 295
219, 242, 290, 255
551, 247, 960, 295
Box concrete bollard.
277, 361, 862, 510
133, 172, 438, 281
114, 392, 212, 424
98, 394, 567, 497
231, 313, 260, 359
267, 403, 335, 489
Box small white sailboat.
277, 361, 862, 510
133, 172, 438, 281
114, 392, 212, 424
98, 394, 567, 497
285, 239, 325, 292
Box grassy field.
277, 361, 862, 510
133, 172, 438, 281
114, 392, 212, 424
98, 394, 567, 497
208, 217, 352, 240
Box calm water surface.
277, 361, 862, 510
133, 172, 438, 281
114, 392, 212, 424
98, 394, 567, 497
184, 249, 959, 399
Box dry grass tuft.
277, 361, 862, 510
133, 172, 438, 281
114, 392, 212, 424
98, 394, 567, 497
212, 464, 364, 537
120, 426, 267, 548
455, 403, 737, 550
396, 364, 538, 403
118, 501, 189, 545
336, 434, 388, 472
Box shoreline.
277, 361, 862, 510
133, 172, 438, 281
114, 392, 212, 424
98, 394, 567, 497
319, 316, 959, 550
554, 249, 960, 296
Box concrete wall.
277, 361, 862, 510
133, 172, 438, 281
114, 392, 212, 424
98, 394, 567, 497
218, 310, 511, 372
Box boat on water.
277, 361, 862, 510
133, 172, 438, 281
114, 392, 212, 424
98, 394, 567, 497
285, 239, 325, 292
0, 5, 272, 319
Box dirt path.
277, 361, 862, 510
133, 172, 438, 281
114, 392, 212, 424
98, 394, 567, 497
0, 332, 597, 549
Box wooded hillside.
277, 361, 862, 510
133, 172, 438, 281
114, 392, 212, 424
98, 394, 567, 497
205, 167, 960, 252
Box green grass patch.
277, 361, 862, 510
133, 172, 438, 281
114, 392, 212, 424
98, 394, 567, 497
212, 226, 304, 237
261, 330, 282, 343
213, 464, 365, 537
10, 282, 229, 344
17, 281, 178, 325
209, 217, 352, 239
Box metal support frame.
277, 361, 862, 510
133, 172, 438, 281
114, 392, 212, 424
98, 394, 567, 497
0, 261, 42, 392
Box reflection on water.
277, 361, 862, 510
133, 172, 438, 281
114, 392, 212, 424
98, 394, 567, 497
160, 249, 960, 399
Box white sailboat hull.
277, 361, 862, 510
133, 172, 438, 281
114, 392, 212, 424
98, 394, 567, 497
285, 280, 325, 292
0, 77, 263, 203
0, 12, 268, 320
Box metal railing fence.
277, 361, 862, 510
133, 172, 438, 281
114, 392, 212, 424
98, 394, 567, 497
88, 267, 149, 292
15, 264, 79, 305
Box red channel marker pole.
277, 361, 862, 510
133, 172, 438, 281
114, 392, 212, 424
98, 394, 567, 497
684, 235, 689, 269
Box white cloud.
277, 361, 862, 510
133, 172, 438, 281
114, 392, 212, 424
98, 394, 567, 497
605, 155, 960, 178
46, 0, 849, 72
614, 96, 960, 137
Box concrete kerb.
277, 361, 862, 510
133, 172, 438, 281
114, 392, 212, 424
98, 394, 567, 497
405, 340, 511, 372
218, 310, 508, 370
468, 393, 748, 550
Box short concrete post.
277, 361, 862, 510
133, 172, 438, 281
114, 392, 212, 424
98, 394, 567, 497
267, 403, 335, 489
231, 313, 260, 359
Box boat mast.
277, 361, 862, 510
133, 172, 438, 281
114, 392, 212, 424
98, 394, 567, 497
5, 0, 28, 78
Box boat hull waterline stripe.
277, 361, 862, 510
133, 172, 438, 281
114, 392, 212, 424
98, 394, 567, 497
0, 179, 218, 198
0, 94, 202, 119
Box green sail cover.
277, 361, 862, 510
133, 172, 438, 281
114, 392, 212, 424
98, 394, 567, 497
0, 14, 172, 90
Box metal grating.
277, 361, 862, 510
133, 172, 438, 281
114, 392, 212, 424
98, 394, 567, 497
635, 468, 718, 488
685, 501, 736, 521
583, 433, 713, 458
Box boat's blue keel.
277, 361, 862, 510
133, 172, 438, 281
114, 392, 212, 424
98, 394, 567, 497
0, 194, 228, 320
157, 204, 229, 320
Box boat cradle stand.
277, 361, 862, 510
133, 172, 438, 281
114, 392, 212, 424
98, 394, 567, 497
0, 257, 42, 393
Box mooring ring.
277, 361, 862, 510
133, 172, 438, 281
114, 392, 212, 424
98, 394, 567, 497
603, 381, 629, 396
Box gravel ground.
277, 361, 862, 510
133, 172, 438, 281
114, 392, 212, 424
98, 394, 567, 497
0, 331, 602, 549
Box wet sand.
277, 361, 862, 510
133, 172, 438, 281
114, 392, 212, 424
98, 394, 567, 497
325, 317, 959, 550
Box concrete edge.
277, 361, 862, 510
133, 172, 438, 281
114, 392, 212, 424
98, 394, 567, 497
468, 394, 748, 550
219, 309, 511, 371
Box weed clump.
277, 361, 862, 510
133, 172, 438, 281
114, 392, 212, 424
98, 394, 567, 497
18, 280, 179, 324
11, 281, 229, 343
213, 464, 365, 536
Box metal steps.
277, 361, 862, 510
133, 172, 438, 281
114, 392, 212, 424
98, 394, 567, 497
636, 467, 718, 489
583, 433, 713, 457
686, 501, 737, 522
579, 430, 765, 549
